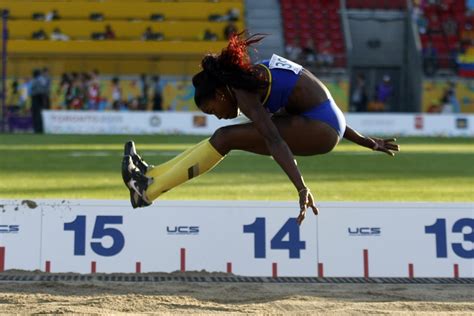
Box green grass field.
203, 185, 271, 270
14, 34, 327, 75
0, 134, 473, 202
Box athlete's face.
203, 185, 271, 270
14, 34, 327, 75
200, 88, 238, 120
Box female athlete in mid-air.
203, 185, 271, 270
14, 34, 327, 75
122, 33, 399, 225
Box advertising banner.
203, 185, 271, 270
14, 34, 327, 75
0, 201, 42, 271
346, 113, 474, 137
42, 111, 474, 136
0, 200, 472, 277
42, 110, 247, 135
317, 202, 473, 278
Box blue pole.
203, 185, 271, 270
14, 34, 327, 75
1, 9, 8, 133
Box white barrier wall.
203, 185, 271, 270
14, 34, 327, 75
42, 111, 474, 136
42, 110, 247, 135
0, 200, 472, 277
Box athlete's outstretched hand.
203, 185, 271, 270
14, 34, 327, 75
368, 137, 400, 156
297, 188, 319, 226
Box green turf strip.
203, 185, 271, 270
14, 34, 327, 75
1, 135, 473, 202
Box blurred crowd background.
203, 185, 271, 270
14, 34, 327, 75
1, 0, 474, 133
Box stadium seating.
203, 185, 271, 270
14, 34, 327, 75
1, 0, 244, 77
343, 0, 466, 75
346, 0, 407, 10
280, 0, 346, 68
416, 0, 467, 74
8, 20, 244, 41
0, 1, 243, 21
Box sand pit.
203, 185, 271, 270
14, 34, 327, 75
0, 274, 472, 314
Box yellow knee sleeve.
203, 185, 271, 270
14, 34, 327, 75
145, 139, 224, 201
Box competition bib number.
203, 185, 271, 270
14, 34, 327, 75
268, 54, 303, 74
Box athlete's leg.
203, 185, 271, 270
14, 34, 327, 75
134, 115, 338, 205
145, 138, 209, 178
144, 138, 224, 201
210, 115, 339, 156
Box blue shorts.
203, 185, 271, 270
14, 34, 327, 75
301, 98, 346, 138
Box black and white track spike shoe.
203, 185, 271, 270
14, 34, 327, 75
124, 140, 153, 175
122, 155, 153, 208
130, 190, 151, 209
128, 165, 152, 208
122, 143, 153, 209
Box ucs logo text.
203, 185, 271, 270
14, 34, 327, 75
348, 227, 381, 236
167, 226, 199, 235
0, 225, 20, 233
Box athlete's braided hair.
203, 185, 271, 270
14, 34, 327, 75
192, 32, 268, 108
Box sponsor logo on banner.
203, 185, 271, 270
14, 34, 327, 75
149, 115, 162, 127
415, 116, 424, 129
456, 118, 468, 129
193, 115, 207, 127
0, 225, 20, 233
348, 227, 381, 236
167, 226, 200, 235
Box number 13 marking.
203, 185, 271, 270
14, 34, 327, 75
425, 218, 473, 259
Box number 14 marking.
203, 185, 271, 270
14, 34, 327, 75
243, 218, 306, 259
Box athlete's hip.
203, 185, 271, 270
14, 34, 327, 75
299, 98, 346, 138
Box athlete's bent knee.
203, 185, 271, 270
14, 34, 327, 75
210, 126, 233, 155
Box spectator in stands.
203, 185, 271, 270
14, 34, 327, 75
422, 40, 438, 76
57, 73, 71, 109
8, 80, 21, 111
32, 29, 47, 40
442, 16, 458, 36
374, 75, 393, 111
351, 73, 368, 112
50, 27, 69, 41
440, 88, 452, 112
105, 24, 116, 40
142, 27, 164, 41
45, 9, 60, 21
440, 83, 460, 113
317, 40, 335, 68
224, 21, 238, 40
30, 69, 47, 133
427, 102, 442, 113
226, 8, 240, 21
202, 29, 218, 41
128, 98, 140, 111
302, 39, 317, 66
87, 71, 101, 110
111, 77, 122, 110
41, 67, 51, 109
468, 0, 474, 13
90, 12, 104, 21
285, 37, 302, 61
139, 74, 149, 110
20, 78, 30, 109
415, 11, 428, 34
69, 72, 85, 110
449, 42, 463, 73
461, 19, 474, 43
152, 75, 163, 111
427, 14, 442, 34
142, 27, 154, 41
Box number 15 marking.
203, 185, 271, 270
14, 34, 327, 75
64, 215, 125, 257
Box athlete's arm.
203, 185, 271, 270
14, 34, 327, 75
344, 125, 400, 156
233, 89, 306, 191
232, 88, 318, 224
